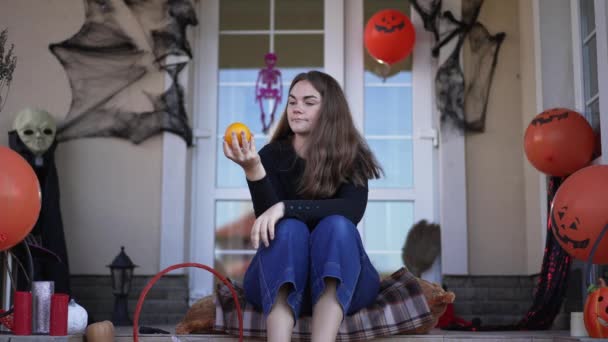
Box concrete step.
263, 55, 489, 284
0, 330, 591, 341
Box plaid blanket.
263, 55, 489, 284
214, 267, 433, 341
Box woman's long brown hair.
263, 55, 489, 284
271, 71, 383, 199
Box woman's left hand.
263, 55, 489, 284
251, 202, 285, 249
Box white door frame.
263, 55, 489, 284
182, 0, 467, 300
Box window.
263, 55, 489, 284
572, 0, 608, 292
191, 0, 438, 299
578, 0, 601, 157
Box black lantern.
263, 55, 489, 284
108, 246, 137, 326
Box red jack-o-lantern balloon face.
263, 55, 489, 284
364, 9, 416, 65
584, 281, 608, 338
524, 108, 595, 176
550, 165, 608, 263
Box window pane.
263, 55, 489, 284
275, 34, 324, 68
215, 200, 255, 250
217, 85, 266, 134
364, 86, 412, 135
364, 201, 414, 275
219, 69, 260, 83
275, 0, 323, 30
215, 254, 253, 282
582, 36, 598, 100
215, 201, 256, 282
579, 0, 595, 38
364, 0, 410, 19
220, 35, 270, 69
216, 140, 246, 188
586, 99, 601, 157
367, 139, 413, 188
220, 0, 270, 31
586, 99, 601, 132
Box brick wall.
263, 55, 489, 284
71, 275, 189, 326
443, 266, 587, 330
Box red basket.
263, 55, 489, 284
132, 263, 243, 342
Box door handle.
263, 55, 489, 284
416, 128, 439, 148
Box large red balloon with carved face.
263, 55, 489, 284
524, 108, 595, 176
550, 165, 608, 263
364, 9, 416, 65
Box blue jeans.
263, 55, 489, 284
243, 215, 380, 320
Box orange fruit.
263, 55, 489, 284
224, 122, 252, 147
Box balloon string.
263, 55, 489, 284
585, 223, 608, 291
379, 61, 391, 82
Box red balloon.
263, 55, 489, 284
524, 108, 595, 176
550, 165, 608, 263
364, 9, 416, 65
0, 146, 41, 251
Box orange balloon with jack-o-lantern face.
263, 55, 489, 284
364, 9, 416, 65
550, 165, 608, 263
524, 108, 595, 176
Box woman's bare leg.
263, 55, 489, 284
311, 278, 343, 342
267, 284, 295, 342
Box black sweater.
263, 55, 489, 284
246, 139, 369, 226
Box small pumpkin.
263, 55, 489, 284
85, 320, 115, 342
584, 278, 608, 338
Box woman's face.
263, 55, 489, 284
287, 80, 322, 136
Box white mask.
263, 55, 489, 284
12, 108, 57, 156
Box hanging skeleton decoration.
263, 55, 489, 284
255, 53, 282, 134
411, 0, 505, 133
49, 0, 198, 146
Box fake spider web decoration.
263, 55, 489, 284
412, 0, 505, 133
50, 0, 197, 146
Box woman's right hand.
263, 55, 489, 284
223, 131, 263, 177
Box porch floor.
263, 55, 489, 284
1, 328, 604, 341
116, 327, 608, 342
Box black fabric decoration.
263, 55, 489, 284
516, 176, 571, 329
9, 131, 71, 295
410, 0, 505, 133
49, 0, 197, 145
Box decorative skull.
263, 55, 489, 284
12, 108, 57, 156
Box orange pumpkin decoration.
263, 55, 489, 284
85, 320, 114, 342
550, 165, 608, 263
364, 9, 416, 65
524, 108, 595, 176
224, 122, 252, 147
584, 278, 608, 338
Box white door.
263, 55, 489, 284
343, 0, 438, 281
190, 0, 437, 300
